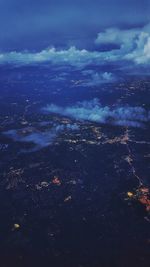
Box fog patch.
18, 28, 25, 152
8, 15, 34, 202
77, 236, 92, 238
4, 123, 79, 152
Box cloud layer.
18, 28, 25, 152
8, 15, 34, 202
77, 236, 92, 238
44, 99, 150, 128
95, 24, 150, 64
0, 24, 149, 68
0, 47, 115, 68
0, 25, 150, 67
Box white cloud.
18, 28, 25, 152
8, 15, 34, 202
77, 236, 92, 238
44, 99, 150, 128
0, 24, 150, 67
81, 71, 116, 86
96, 24, 150, 64
0, 47, 113, 67
125, 32, 150, 64
95, 28, 139, 52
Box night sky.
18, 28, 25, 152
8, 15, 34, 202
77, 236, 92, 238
0, 0, 149, 51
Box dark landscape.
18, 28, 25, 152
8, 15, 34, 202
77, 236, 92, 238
0, 0, 150, 266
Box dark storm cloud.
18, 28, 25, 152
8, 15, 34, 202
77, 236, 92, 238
0, 0, 149, 50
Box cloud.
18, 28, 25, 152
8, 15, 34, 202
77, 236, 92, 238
0, 24, 150, 67
44, 99, 150, 128
95, 28, 139, 51
125, 32, 150, 64
81, 71, 116, 86
0, 47, 110, 67
95, 24, 150, 64
4, 123, 79, 152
